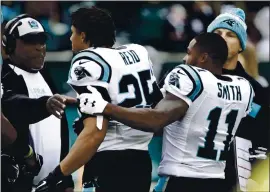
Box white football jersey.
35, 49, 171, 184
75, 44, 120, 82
1, 83, 3, 98
68, 44, 163, 151
158, 64, 254, 179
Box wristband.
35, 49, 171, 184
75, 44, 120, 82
24, 145, 34, 159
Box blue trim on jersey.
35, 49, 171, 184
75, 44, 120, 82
71, 50, 112, 83
179, 65, 203, 101
248, 102, 261, 118
82, 187, 95, 192
154, 176, 168, 191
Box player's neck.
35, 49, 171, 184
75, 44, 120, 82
9, 55, 21, 68
202, 62, 222, 75
88, 45, 112, 49
223, 54, 239, 70
209, 66, 222, 76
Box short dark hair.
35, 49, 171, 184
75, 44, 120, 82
71, 6, 116, 47
194, 33, 228, 67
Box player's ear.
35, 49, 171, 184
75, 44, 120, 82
200, 53, 208, 63
81, 32, 86, 43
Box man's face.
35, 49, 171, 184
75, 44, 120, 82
13, 33, 46, 70
183, 39, 200, 66
70, 25, 88, 53
214, 28, 241, 59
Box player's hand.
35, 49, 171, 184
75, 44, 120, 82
249, 146, 267, 162
22, 149, 43, 177
78, 86, 108, 115
35, 165, 65, 192
46, 94, 77, 119
1, 154, 19, 184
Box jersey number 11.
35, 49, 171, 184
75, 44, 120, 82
197, 107, 238, 161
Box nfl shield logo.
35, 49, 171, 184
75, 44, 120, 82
28, 20, 39, 29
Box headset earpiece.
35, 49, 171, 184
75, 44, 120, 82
3, 14, 30, 54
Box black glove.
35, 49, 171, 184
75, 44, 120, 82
1, 153, 20, 184
35, 165, 65, 192
62, 175, 75, 190
21, 153, 43, 177
72, 117, 84, 135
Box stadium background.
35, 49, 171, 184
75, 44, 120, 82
1, 1, 269, 191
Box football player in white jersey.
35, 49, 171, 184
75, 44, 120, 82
35, 7, 163, 192
77, 33, 255, 192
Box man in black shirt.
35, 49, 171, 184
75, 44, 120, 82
207, 7, 269, 191
1, 14, 76, 191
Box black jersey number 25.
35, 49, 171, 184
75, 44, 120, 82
118, 69, 153, 108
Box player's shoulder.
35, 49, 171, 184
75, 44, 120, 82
232, 75, 254, 95
180, 65, 250, 87
71, 47, 107, 65
72, 44, 148, 64
68, 48, 113, 85
124, 43, 148, 51
172, 64, 205, 83
115, 43, 148, 57
164, 64, 204, 102
93, 43, 147, 54
225, 74, 252, 87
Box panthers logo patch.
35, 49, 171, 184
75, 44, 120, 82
222, 19, 237, 27
74, 66, 91, 80
168, 72, 180, 89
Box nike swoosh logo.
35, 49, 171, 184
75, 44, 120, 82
176, 70, 186, 76
79, 60, 88, 65
56, 180, 63, 185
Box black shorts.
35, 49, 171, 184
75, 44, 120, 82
83, 149, 152, 192
165, 176, 229, 192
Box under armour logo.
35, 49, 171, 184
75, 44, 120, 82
222, 19, 236, 27
84, 98, 88, 105
91, 101, 96, 107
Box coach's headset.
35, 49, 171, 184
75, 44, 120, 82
2, 14, 47, 55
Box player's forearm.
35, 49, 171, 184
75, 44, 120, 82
60, 134, 99, 176
2, 95, 50, 124
60, 120, 106, 176
104, 103, 178, 133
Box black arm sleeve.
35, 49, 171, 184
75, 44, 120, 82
151, 82, 163, 108
2, 93, 51, 125
1, 63, 51, 125
236, 78, 270, 149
